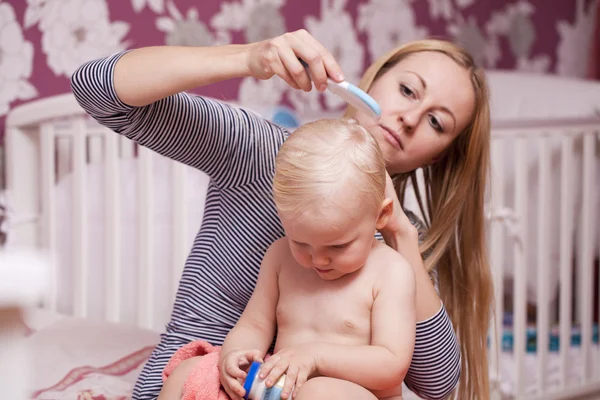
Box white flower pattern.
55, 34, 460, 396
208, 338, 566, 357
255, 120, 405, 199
358, 0, 429, 63
448, 14, 501, 68
0, 2, 37, 116
210, 0, 286, 44
238, 76, 288, 114
556, 0, 598, 77
156, 1, 228, 47
305, 0, 365, 110
26, 0, 130, 77
131, 0, 164, 14
427, 0, 454, 20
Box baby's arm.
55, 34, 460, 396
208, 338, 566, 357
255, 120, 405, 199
315, 252, 416, 390
218, 239, 286, 396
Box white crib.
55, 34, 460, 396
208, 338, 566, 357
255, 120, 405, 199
3, 71, 600, 399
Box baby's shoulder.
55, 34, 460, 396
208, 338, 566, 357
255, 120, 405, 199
366, 242, 413, 282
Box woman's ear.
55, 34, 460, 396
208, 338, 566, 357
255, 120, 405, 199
375, 198, 393, 230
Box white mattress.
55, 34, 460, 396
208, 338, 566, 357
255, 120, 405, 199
24, 307, 160, 399
494, 345, 600, 398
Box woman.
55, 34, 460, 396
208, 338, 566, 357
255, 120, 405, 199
71, 30, 493, 400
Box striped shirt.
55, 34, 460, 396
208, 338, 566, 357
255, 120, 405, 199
70, 51, 461, 400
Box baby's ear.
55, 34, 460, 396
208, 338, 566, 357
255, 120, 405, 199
375, 197, 393, 230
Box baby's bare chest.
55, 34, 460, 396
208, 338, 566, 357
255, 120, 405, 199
276, 268, 375, 341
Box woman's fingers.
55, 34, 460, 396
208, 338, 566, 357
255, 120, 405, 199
283, 31, 329, 91
248, 29, 344, 92
296, 29, 344, 83
277, 42, 313, 91
263, 45, 301, 90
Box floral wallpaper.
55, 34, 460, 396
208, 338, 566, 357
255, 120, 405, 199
1, 0, 599, 144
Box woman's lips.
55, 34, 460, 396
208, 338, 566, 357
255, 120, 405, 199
380, 125, 403, 150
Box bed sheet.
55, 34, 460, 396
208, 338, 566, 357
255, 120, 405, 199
23, 307, 160, 400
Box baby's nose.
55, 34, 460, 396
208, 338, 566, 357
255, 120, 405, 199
312, 253, 330, 266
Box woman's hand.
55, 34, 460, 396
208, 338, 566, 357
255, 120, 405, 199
258, 344, 320, 399
246, 29, 344, 93
219, 349, 264, 400
378, 172, 417, 249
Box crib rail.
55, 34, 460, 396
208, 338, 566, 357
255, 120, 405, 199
6, 95, 199, 332
487, 119, 600, 400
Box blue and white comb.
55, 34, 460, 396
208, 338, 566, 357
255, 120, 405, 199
299, 59, 381, 121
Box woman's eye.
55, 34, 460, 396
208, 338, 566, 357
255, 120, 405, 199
400, 84, 415, 98
429, 115, 443, 132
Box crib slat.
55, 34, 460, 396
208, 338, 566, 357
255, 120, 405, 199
536, 134, 551, 393
72, 118, 88, 318
40, 124, 57, 312
559, 135, 574, 388
120, 136, 135, 159
489, 138, 506, 383
104, 132, 122, 323
137, 146, 154, 329
171, 163, 189, 302
514, 137, 528, 395
579, 132, 596, 382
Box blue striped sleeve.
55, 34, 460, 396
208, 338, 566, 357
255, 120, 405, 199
70, 51, 285, 189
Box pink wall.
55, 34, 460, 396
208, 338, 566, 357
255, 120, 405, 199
1, 0, 598, 144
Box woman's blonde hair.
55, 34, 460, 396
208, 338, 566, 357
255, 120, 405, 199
345, 40, 493, 400
273, 118, 386, 220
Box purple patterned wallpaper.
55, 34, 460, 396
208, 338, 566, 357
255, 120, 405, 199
1, 0, 598, 143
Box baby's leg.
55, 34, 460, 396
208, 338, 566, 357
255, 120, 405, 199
158, 355, 204, 400
295, 377, 378, 400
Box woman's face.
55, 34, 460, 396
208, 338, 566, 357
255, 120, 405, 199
356, 51, 476, 174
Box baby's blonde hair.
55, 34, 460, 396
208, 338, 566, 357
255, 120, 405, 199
273, 119, 386, 220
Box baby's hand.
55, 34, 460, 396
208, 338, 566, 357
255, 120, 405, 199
259, 344, 320, 399
219, 349, 263, 400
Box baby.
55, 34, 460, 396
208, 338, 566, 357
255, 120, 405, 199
219, 119, 416, 400
159, 119, 415, 400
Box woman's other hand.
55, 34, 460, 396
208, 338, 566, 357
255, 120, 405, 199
378, 172, 418, 250
246, 29, 344, 92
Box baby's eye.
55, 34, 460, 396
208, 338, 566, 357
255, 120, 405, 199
331, 243, 349, 249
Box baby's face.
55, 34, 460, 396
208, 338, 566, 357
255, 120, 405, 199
279, 205, 379, 281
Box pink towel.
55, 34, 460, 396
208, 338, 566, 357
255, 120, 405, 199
162, 340, 229, 400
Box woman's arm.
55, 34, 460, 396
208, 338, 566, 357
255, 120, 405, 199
113, 45, 251, 107
113, 30, 343, 107
70, 31, 343, 188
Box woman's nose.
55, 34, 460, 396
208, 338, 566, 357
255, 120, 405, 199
398, 108, 420, 133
